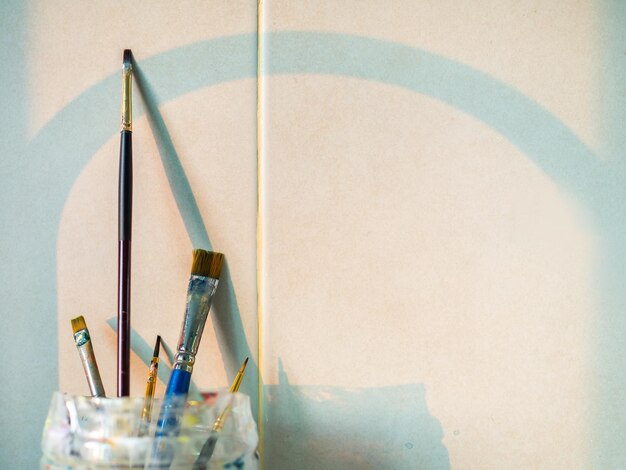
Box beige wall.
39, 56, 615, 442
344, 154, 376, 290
2, 1, 619, 468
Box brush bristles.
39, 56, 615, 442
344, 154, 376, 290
191, 249, 224, 279
123, 49, 132, 66
153, 335, 162, 358
71, 315, 87, 334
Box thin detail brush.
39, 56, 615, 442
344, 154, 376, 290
193, 358, 249, 469
140, 335, 161, 434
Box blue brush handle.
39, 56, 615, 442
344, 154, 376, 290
165, 368, 191, 398
149, 369, 192, 468
156, 369, 191, 436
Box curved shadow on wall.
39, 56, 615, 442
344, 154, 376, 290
11, 32, 620, 467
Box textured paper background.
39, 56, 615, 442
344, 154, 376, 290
1, 1, 626, 469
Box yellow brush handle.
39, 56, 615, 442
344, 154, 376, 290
212, 357, 249, 432
141, 357, 159, 424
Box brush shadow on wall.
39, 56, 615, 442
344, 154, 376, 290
265, 361, 449, 469
133, 54, 450, 469
18, 32, 611, 468
133, 64, 260, 414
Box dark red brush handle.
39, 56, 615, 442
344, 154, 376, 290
117, 239, 131, 396
118, 129, 132, 397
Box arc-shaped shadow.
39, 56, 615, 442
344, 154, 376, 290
4, 32, 622, 468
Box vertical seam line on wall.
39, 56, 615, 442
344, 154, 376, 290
256, 0, 265, 467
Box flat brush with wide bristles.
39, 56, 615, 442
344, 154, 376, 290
149, 250, 225, 467
191, 249, 224, 279
150, 250, 224, 460
165, 249, 224, 399
71, 315, 106, 397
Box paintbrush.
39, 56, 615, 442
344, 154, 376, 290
193, 358, 249, 469
164, 250, 224, 401
117, 48, 133, 397
71, 315, 106, 397
140, 335, 161, 434
149, 249, 224, 467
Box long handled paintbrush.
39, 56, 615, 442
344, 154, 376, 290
164, 249, 224, 401
117, 49, 133, 397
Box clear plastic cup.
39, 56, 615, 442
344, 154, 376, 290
40, 392, 258, 469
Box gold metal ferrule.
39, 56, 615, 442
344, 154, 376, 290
121, 60, 132, 131
212, 413, 227, 432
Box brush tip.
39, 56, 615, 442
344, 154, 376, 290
71, 315, 87, 334
123, 49, 132, 70
153, 335, 161, 357
191, 249, 224, 278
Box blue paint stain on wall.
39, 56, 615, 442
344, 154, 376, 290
2, 27, 626, 467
